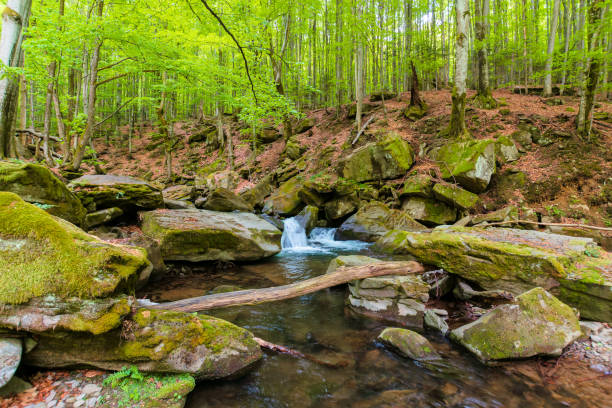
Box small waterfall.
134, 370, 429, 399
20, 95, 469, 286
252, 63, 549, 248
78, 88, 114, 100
281, 217, 309, 249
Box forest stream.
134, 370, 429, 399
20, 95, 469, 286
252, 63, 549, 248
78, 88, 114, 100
138, 223, 598, 408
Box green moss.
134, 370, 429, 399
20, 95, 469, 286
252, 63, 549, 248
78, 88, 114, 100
0, 192, 149, 304
0, 161, 86, 226
66, 298, 132, 335
432, 182, 480, 210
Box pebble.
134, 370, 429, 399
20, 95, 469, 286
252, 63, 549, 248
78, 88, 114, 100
82, 383, 101, 394
86, 397, 98, 407
45, 389, 57, 402
74, 399, 85, 407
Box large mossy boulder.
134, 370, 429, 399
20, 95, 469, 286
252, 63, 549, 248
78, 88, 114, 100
69, 174, 163, 214
262, 176, 304, 216
450, 287, 581, 363
324, 195, 359, 221
0, 192, 152, 305
401, 197, 457, 226
436, 139, 496, 193
400, 174, 435, 198
378, 328, 440, 361
25, 308, 263, 380
140, 209, 282, 262
376, 227, 612, 322
0, 161, 86, 226
202, 188, 253, 212
240, 174, 275, 209
336, 202, 427, 242
338, 134, 414, 182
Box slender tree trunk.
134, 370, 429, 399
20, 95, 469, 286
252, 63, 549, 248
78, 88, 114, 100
355, 4, 364, 131
335, 0, 343, 116
474, 0, 496, 107
0, 0, 32, 158
559, 0, 572, 95
543, 0, 561, 96
447, 0, 470, 139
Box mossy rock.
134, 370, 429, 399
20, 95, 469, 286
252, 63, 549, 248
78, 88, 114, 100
370, 90, 397, 102
0, 160, 86, 226
471, 205, 519, 225
294, 205, 319, 234
203, 188, 253, 212
25, 308, 263, 380
378, 328, 440, 361
140, 208, 282, 262
84, 207, 124, 229
283, 138, 305, 161
436, 139, 496, 193
0, 192, 151, 305
400, 197, 457, 226
69, 174, 163, 214
257, 126, 282, 144
432, 183, 480, 211
240, 174, 274, 210
324, 194, 359, 221
510, 130, 533, 152
325, 255, 382, 274
494, 135, 520, 164
404, 104, 428, 121
336, 202, 427, 242
347, 102, 376, 119
0, 296, 133, 335
338, 133, 415, 183
262, 176, 304, 216
376, 227, 612, 322
399, 174, 435, 198
294, 117, 315, 134
450, 287, 581, 362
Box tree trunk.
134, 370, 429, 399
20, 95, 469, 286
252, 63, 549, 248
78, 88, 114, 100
543, 0, 561, 96
355, 4, 364, 131
577, 0, 607, 138
447, 0, 470, 139
0, 0, 32, 158
559, 0, 572, 95
150, 261, 424, 313
474, 0, 496, 107
335, 0, 343, 116
71, 0, 104, 170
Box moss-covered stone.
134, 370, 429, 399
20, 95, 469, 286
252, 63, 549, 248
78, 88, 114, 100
404, 104, 428, 121
471, 206, 519, 225
140, 208, 282, 262
0, 296, 132, 335
25, 308, 263, 380
450, 287, 581, 362
294, 117, 315, 134
432, 183, 480, 211
84, 207, 123, 229
376, 227, 612, 322
0, 160, 86, 226
0, 192, 151, 305
399, 174, 435, 198
240, 174, 274, 210
324, 194, 359, 221
202, 188, 253, 212
338, 133, 415, 182
262, 176, 304, 216
495, 135, 520, 164
436, 139, 496, 193
378, 328, 440, 361
102, 371, 195, 408
69, 174, 163, 214
400, 197, 457, 226
336, 202, 427, 242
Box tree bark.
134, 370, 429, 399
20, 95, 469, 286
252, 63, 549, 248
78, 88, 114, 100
543, 0, 561, 96
0, 0, 32, 158
355, 4, 364, 131
447, 0, 470, 139
474, 0, 496, 107
150, 261, 424, 313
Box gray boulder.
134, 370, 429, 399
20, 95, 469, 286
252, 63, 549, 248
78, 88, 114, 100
378, 328, 441, 361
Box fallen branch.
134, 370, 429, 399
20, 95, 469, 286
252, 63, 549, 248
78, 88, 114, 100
351, 115, 375, 145
254, 337, 349, 368
16, 129, 61, 143
95, 98, 135, 128
150, 261, 424, 313
481, 219, 612, 232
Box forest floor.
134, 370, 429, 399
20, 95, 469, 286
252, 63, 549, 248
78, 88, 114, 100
93, 88, 612, 228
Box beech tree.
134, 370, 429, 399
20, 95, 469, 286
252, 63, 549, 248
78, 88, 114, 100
447, 0, 471, 139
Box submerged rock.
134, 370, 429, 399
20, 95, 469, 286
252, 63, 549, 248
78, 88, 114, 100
450, 287, 581, 362
0, 192, 151, 305
0, 160, 86, 226
140, 208, 282, 262
202, 187, 253, 212
0, 338, 21, 388
424, 310, 449, 335
25, 308, 263, 380
336, 202, 427, 242
436, 139, 496, 193
69, 174, 163, 214
377, 227, 612, 322
378, 328, 441, 361
338, 133, 414, 182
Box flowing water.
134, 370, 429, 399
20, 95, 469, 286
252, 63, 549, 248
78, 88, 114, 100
142, 219, 592, 408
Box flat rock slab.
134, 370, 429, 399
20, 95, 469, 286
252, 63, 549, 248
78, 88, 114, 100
141, 209, 282, 262
0, 338, 22, 387
377, 227, 612, 322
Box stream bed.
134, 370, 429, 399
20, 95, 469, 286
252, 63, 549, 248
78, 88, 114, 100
139, 228, 594, 408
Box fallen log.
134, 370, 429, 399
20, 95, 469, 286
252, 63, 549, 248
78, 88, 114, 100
150, 261, 424, 313
254, 337, 349, 368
